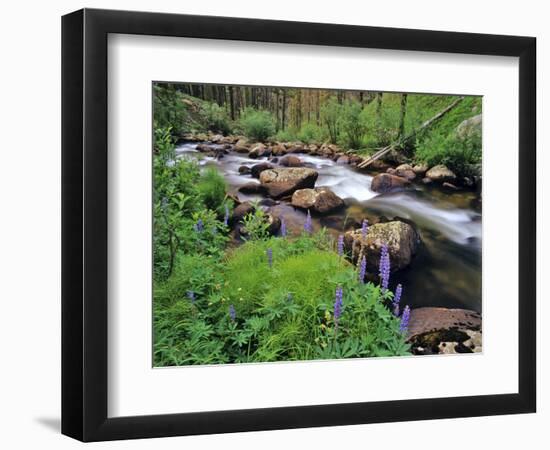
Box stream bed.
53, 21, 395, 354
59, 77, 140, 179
175, 142, 482, 313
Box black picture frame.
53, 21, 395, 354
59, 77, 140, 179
62, 8, 536, 442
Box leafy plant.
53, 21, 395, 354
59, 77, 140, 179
241, 208, 271, 241
239, 108, 276, 141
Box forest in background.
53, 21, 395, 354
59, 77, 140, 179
154, 82, 482, 177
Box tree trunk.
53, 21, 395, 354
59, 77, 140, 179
398, 93, 408, 140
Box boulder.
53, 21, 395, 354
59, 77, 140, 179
259, 167, 319, 198
412, 163, 429, 176
279, 155, 303, 167
231, 202, 255, 224
248, 143, 270, 158
406, 307, 482, 355
291, 187, 345, 214
368, 160, 391, 172
442, 182, 459, 191
422, 177, 433, 185
370, 173, 411, 193
233, 145, 250, 154
271, 143, 287, 156
195, 143, 214, 153
394, 164, 416, 181
343, 221, 420, 272
286, 142, 305, 153
336, 155, 350, 165
426, 165, 457, 183
238, 165, 251, 175
250, 162, 274, 178
456, 114, 482, 140
238, 182, 266, 195
210, 134, 224, 143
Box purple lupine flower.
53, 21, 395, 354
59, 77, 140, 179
361, 219, 369, 239
379, 244, 391, 292
267, 248, 273, 268
223, 204, 230, 227
194, 218, 204, 233
358, 255, 367, 283
280, 217, 287, 237
337, 234, 344, 257
400, 305, 411, 333
333, 286, 344, 329
186, 290, 196, 303
229, 304, 236, 322
393, 284, 403, 316
304, 210, 313, 234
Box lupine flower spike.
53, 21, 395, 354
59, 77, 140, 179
223, 204, 230, 227
333, 286, 344, 330
194, 218, 204, 233
304, 210, 313, 234
361, 219, 369, 239
186, 290, 196, 303
393, 284, 402, 316
267, 248, 273, 268
358, 256, 367, 283
337, 235, 344, 257
280, 217, 287, 237
379, 244, 391, 292
229, 304, 236, 322
400, 305, 410, 333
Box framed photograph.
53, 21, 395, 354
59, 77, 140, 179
62, 8, 536, 442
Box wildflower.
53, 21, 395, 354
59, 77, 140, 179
186, 290, 195, 303
229, 304, 236, 322
358, 255, 367, 283
267, 248, 273, 268
361, 219, 369, 239
194, 218, 204, 233
223, 204, 230, 227
280, 217, 287, 237
379, 244, 391, 292
287, 293, 293, 302
337, 234, 344, 257
334, 286, 343, 329
393, 284, 403, 316
400, 305, 411, 333
304, 210, 313, 234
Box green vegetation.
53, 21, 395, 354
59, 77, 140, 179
153, 82, 481, 178
154, 234, 410, 366
238, 108, 276, 141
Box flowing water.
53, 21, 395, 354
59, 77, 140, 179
175, 142, 482, 313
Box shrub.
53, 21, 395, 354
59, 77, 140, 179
240, 108, 276, 141
241, 208, 271, 241
340, 100, 366, 149
197, 167, 227, 212
415, 128, 481, 176
201, 102, 232, 135
272, 128, 297, 142
297, 123, 323, 144
320, 97, 342, 144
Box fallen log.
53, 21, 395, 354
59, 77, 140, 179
357, 96, 465, 169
